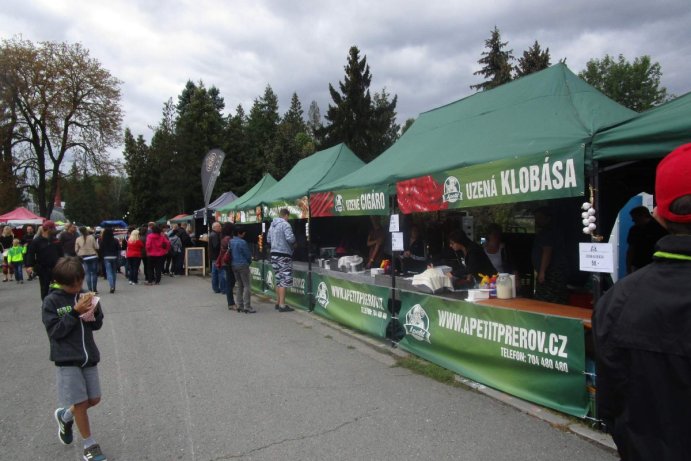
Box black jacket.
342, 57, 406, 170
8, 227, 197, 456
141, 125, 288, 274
209, 230, 221, 260
42, 287, 103, 366
25, 235, 64, 272
593, 235, 691, 461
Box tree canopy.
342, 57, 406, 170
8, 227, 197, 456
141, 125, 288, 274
0, 38, 122, 218
515, 41, 551, 78
579, 54, 668, 112
323, 46, 399, 162
471, 27, 514, 91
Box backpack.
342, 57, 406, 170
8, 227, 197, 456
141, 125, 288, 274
169, 235, 182, 254
215, 237, 232, 268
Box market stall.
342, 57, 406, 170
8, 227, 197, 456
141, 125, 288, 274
0, 207, 44, 226
246, 65, 688, 418
216, 174, 277, 223
286, 64, 635, 417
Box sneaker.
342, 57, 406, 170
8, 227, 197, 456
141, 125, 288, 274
244, 307, 257, 314
83, 443, 107, 461
278, 306, 294, 312
54, 407, 73, 445
128, 281, 133, 285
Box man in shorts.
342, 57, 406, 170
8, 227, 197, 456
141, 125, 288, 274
267, 208, 296, 312
42, 256, 108, 461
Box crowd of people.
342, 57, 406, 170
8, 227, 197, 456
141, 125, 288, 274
1, 221, 202, 299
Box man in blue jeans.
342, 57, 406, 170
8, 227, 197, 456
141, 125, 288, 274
209, 222, 226, 294
231, 228, 254, 313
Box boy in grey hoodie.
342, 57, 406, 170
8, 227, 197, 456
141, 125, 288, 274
267, 208, 296, 312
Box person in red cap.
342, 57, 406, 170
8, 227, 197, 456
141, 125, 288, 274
593, 143, 691, 461
25, 220, 64, 300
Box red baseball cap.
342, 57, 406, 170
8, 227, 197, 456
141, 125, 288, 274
655, 143, 691, 223
42, 220, 57, 230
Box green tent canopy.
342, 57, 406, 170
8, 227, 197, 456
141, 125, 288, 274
592, 91, 691, 162
216, 174, 277, 213
314, 64, 635, 200
214, 173, 277, 223
245, 143, 364, 219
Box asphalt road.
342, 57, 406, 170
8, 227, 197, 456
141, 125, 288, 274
0, 271, 618, 460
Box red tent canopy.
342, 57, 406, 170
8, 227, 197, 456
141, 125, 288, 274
0, 207, 44, 222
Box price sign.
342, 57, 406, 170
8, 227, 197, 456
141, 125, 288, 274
389, 214, 400, 232
391, 232, 404, 252
579, 243, 614, 273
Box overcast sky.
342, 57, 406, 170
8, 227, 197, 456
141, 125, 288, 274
2, 0, 690, 158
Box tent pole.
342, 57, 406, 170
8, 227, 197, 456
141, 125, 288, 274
590, 160, 603, 304
307, 201, 314, 311
389, 189, 398, 346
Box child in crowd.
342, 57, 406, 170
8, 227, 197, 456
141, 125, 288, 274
7, 238, 26, 284
42, 256, 108, 461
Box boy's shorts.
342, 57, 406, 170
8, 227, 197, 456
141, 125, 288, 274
56, 366, 101, 407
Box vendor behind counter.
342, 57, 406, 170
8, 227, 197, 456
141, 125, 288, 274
442, 230, 496, 289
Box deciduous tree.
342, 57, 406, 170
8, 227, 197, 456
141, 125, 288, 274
0, 38, 122, 218
579, 54, 668, 112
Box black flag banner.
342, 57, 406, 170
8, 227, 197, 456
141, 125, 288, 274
201, 148, 226, 207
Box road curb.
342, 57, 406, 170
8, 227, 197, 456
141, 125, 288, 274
252, 293, 617, 455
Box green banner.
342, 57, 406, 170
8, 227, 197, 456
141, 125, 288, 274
397, 291, 588, 417
263, 197, 310, 220
251, 260, 309, 311
396, 148, 584, 213
310, 186, 389, 217
233, 207, 263, 224
312, 273, 390, 338
250, 261, 264, 293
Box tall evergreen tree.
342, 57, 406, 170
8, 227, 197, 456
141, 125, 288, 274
269, 93, 314, 178
369, 88, 400, 157
63, 167, 98, 225
123, 128, 158, 225
148, 99, 175, 219
579, 54, 668, 112
247, 85, 280, 180
218, 104, 251, 195
172, 80, 225, 212
324, 46, 374, 161
471, 27, 514, 91
515, 41, 551, 78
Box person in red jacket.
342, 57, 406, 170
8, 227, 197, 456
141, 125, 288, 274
125, 229, 144, 285
145, 225, 169, 285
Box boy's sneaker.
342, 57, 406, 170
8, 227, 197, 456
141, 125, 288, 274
83, 443, 107, 461
278, 305, 294, 312
54, 407, 73, 445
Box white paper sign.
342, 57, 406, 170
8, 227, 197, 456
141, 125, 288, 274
579, 243, 614, 273
389, 214, 400, 232
391, 232, 404, 252
261, 222, 266, 233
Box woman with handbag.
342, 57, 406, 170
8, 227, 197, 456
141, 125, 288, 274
218, 223, 236, 310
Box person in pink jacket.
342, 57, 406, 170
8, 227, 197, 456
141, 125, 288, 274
145, 225, 170, 285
